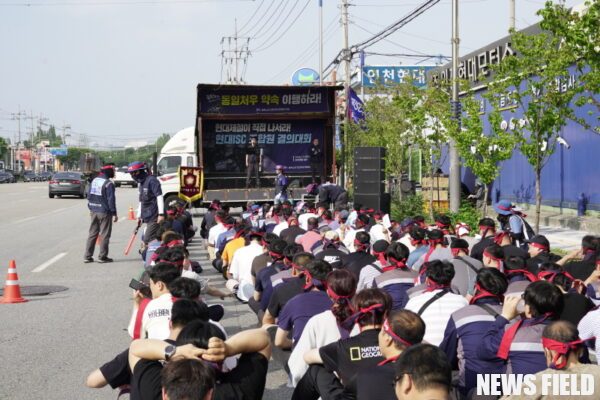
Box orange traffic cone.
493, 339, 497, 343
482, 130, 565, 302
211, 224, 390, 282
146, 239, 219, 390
128, 206, 135, 221
0, 260, 28, 304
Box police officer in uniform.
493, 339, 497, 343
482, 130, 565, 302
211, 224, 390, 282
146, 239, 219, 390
245, 136, 261, 188
84, 164, 118, 263
274, 165, 289, 204
128, 161, 164, 244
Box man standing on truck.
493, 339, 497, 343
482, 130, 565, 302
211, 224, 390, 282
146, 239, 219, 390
128, 161, 165, 244
274, 165, 289, 204
309, 137, 323, 183
84, 164, 118, 263
245, 136, 261, 189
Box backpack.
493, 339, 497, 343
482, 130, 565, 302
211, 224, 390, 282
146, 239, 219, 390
519, 216, 536, 241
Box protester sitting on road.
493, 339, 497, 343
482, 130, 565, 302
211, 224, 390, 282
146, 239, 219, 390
292, 289, 391, 400
263, 251, 314, 326
449, 238, 482, 296
269, 243, 304, 290
206, 210, 229, 261
393, 344, 452, 400
226, 230, 264, 303
405, 260, 468, 346
312, 230, 348, 268
164, 205, 186, 243
274, 260, 334, 350
434, 214, 455, 238
470, 217, 497, 261
440, 267, 508, 397
406, 227, 429, 269
251, 239, 288, 318
357, 239, 390, 290
494, 229, 530, 260
501, 320, 600, 400
504, 255, 536, 297
279, 216, 306, 245
372, 242, 416, 310
478, 280, 564, 375
251, 232, 277, 282
562, 235, 600, 280
200, 199, 220, 239
128, 322, 271, 400
143, 223, 169, 269
296, 217, 322, 252
412, 229, 452, 272
288, 268, 357, 386
341, 213, 370, 252
340, 230, 375, 278
86, 298, 209, 392
369, 212, 391, 243
482, 243, 505, 270
161, 359, 215, 400
220, 225, 248, 276
526, 235, 561, 274
356, 310, 426, 400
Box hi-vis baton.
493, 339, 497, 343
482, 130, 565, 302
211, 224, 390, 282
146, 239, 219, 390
124, 220, 142, 256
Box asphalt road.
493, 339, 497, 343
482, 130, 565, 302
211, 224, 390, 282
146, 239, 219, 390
0, 181, 291, 400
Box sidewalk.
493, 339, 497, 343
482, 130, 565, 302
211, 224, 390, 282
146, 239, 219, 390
538, 210, 600, 235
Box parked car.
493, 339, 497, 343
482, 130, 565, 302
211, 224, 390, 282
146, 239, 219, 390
49, 171, 88, 198
23, 171, 38, 182
0, 171, 16, 183
114, 166, 137, 188
38, 171, 53, 181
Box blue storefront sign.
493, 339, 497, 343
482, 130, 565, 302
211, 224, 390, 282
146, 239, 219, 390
198, 86, 330, 115
362, 65, 434, 88
49, 147, 68, 156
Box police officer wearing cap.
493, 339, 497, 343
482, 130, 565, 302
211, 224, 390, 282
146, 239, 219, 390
84, 164, 118, 263
128, 161, 164, 244
274, 165, 289, 204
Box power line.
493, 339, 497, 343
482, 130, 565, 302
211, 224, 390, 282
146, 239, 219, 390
0, 0, 251, 6
252, 0, 311, 53
236, 0, 265, 36
236, 0, 276, 37
253, 0, 299, 41
248, 0, 289, 39
351, 22, 429, 57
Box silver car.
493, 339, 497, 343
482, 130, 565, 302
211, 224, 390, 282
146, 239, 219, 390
49, 171, 88, 198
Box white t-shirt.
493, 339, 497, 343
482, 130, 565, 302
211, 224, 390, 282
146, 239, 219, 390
578, 308, 600, 364
288, 310, 355, 386
208, 223, 227, 246
405, 289, 468, 346
342, 228, 364, 253
229, 241, 264, 301
142, 293, 174, 340
273, 221, 289, 236
298, 213, 318, 231
369, 224, 389, 243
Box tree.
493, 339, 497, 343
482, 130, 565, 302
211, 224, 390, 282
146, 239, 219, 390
487, 20, 580, 233
0, 137, 8, 161
448, 95, 519, 216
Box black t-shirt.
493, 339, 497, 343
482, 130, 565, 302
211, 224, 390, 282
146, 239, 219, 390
470, 237, 494, 262
502, 244, 530, 260
565, 260, 596, 281
280, 225, 307, 245
99, 349, 131, 389
315, 247, 347, 269
267, 276, 305, 318
356, 361, 396, 400
246, 145, 260, 163
130, 351, 268, 400
561, 292, 595, 326
526, 252, 561, 274
251, 252, 270, 278
319, 329, 384, 399
341, 252, 376, 279
309, 144, 323, 162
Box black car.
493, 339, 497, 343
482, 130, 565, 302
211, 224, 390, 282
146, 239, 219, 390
0, 171, 16, 183
38, 171, 53, 181
23, 171, 37, 182
49, 172, 88, 198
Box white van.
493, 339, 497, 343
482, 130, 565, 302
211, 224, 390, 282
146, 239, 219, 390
157, 126, 197, 205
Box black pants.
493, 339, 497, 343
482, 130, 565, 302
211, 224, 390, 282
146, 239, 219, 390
310, 161, 323, 183
246, 162, 260, 188
292, 364, 346, 400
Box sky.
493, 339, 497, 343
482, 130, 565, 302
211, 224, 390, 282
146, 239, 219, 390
0, 0, 583, 149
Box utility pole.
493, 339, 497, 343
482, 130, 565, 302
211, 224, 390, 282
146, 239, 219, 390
509, 0, 515, 30
220, 24, 251, 84
319, 0, 323, 85
341, 0, 350, 187
449, 0, 461, 213
11, 108, 25, 171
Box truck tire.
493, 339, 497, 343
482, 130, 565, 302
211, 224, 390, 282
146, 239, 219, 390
49, 193, 54, 198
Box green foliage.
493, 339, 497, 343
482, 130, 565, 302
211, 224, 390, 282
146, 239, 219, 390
391, 194, 424, 223
446, 200, 481, 237
0, 137, 8, 160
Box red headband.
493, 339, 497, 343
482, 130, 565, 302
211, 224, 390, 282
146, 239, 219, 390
378, 318, 413, 366
530, 242, 549, 251
483, 250, 503, 263
326, 286, 354, 302
451, 247, 468, 257
353, 239, 369, 252
506, 269, 539, 283
166, 239, 184, 248
494, 231, 509, 245
542, 337, 595, 369
469, 283, 504, 305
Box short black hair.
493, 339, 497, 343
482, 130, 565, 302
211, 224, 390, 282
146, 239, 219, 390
450, 238, 469, 249
582, 235, 599, 253
484, 244, 504, 260
148, 263, 181, 286
479, 218, 496, 228
171, 299, 209, 328
355, 231, 371, 246
292, 252, 314, 268
425, 260, 454, 285
168, 277, 201, 299
353, 288, 391, 327
307, 217, 319, 229
269, 239, 288, 255
161, 359, 214, 400
387, 309, 425, 350
523, 280, 564, 317
504, 256, 527, 271
284, 243, 303, 261
476, 267, 508, 296
409, 227, 427, 242
413, 215, 425, 224
386, 242, 409, 261
394, 344, 452, 393
176, 320, 225, 348
158, 247, 186, 264
427, 229, 444, 241
305, 260, 333, 281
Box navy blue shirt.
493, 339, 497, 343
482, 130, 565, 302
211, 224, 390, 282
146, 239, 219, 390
138, 175, 162, 222
255, 262, 286, 311
277, 290, 333, 345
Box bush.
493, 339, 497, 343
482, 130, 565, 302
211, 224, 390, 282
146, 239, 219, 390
391, 194, 424, 222
446, 200, 481, 236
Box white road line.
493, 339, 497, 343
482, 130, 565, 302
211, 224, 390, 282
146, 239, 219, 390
32, 252, 68, 273
14, 216, 36, 223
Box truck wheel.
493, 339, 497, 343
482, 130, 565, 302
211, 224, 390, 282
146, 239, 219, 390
49, 193, 54, 198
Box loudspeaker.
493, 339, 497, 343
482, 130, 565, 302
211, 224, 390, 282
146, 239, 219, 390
354, 147, 385, 158
353, 193, 391, 214
354, 181, 384, 194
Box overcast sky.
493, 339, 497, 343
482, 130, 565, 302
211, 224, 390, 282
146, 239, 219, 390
0, 0, 582, 148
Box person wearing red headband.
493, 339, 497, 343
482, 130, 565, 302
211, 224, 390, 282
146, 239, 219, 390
449, 238, 483, 296
293, 289, 391, 400
357, 240, 391, 291
200, 199, 221, 239
355, 310, 425, 400
494, 229, 530, 261
206, 210, 229, 262
341, 213, 370, 252
526, 235, 561, 274
288, 269, 357, 386
562, 235, 600, 281
440, 268, 508, 397
339, 231, 376, 278
412, 229, 453, 273
252, 239, 289, 318
274, 260, 333, 350
483, 243, 505, 271
84, 163, 118, 263
405, 260, 468, 346
478, 280, 564, 375
405, 227, 429, 270
220, 225, 249, 276
470, 217, 497, 262
279, 216, 307, 245
372, 242, 416, 310
501, 321, 600, 400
